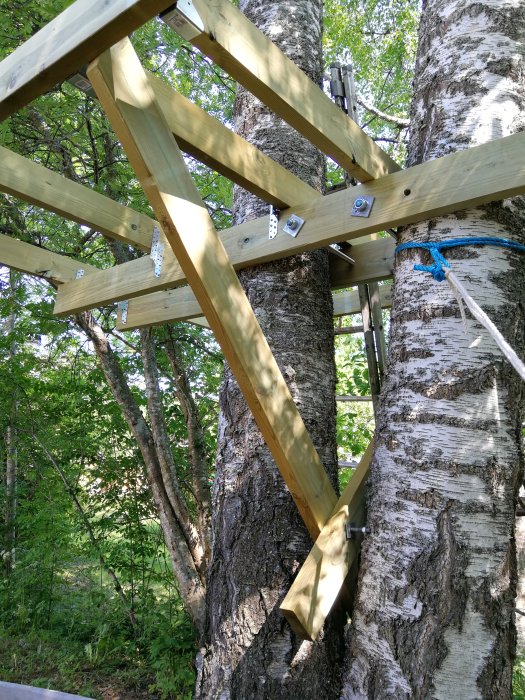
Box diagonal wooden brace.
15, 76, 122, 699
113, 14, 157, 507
87, 37, 337, 539
280, 441, 374, 641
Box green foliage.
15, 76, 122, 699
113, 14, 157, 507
514, 656, 525, 699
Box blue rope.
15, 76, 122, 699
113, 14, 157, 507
395, 236, 525, 282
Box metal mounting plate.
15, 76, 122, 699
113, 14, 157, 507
283, 214, 304, 237
351, 195, 375, 218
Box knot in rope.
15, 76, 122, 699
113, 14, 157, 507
395, 236, 525, 282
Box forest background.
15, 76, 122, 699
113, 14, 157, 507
0, 1, 522, 699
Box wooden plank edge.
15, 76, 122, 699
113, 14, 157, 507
279, 441, 373, 641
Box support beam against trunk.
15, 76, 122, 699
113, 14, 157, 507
143, 284, 392, 332
333, 282, 392, 317
114, 240, 394, 329
0, 146, 156, 251
54, 129, 525, 315
88, 38, 337, 539
280, 441, 373, 641
0, 0, 174, 120
148, 72, 318, 208
165, 0, 400, 181
0, 234, 97, 284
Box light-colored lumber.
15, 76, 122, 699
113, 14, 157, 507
54, 128, 525, 315
148, 72, 317, 208
330, 238, 394, 290
117, 282, 391, 331
0, 234, 97, 284
170, 0, 399, 182
114, 239, 393, 329
0, 146, 156, 251
333, 282, 392, 317
280, 441, 373, 641
88, 38, 337, 538
0, 0, 173, 120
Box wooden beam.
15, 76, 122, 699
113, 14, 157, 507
166, 0, 400, 181
0, 234, 97, 284
333, 282, 392, 317
330, 238, 394, 290
0, 0, 174, 120
88, 38, 337, 538
148, 72, 318, 208
113, 246, 393, 330
0, 146, 156, 251
54, 127, 525, 315
280, 441, 373, 641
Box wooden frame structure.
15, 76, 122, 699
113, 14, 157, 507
1, 0, 525, 641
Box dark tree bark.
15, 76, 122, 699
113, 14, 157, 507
343, 1, 525, 698
195, 1, 344, 698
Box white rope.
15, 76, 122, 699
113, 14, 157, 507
445, 269, 525, 382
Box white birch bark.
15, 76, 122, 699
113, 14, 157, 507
343, 1, 525, 698
195, 1, 344, 697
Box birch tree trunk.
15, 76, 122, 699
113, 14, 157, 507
343, 1, 525, 698
195, 1, 344, 697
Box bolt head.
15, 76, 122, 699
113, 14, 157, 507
354, 198, 368, 211
287, 217, 298, 230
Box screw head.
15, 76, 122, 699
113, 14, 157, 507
354, 198, 368, 211
286, 217, 299, 230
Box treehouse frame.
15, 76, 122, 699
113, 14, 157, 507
1, 0, 525, 642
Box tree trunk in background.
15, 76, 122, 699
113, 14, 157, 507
515, 513, 525, 653
195, 1, 344, 698
3, 270, 17, 573
344, 1, 525, 698
76, 313, 207, 634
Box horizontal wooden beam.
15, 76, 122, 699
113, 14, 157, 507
0, 146, 156, 251
148, 72, 318, 208
0, 0, 173, 120
54, 127, 525, 316
167, 0, 400, 182
280, 441, 373, 641
333, 281, 392, 317
0, 234, 97, 284
89, 37, 338, 539
329, 238, 394, 290
114, 239, 393, 329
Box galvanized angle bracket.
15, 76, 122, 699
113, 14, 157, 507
150, 226, 165, 278
118, 300, 129, 325
160, 1, 205, 42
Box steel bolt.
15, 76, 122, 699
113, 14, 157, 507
286, 217, 299, 230
353, 198, 368, 212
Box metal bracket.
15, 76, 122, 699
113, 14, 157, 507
66, 67, 97, 99
269, 206, 280, 240
160, 1, 205, 42
351, 195, 375, 218
345, 521, 371, 540
328, 244, 355, 265
283, 214, 305, 238
150, 226, 165, 278
118, 300, 129, 325
75, 269, 85, 280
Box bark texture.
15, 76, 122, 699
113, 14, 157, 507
195, 1, 344, 698
343, 1, 525, 698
